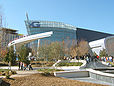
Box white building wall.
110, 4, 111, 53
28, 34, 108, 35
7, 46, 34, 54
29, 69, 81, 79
89, 38, 105, 55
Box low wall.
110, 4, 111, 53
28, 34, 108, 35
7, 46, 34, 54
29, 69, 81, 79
0, 66, 18, 70
88, 69, 114, 84
54, 69, 114, 84
54, 70, 89, 78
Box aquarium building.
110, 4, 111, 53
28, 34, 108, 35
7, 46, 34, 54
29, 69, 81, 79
25, 18, 113, 51
25, 20, 77, 48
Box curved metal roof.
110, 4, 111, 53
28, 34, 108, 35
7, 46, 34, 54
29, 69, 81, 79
25, 20, 76, 30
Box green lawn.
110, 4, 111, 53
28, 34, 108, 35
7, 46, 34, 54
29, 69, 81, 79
37, 68, 64, 76
37, 68, 64, 72
57, 62, 83, 66
31, 61, 55, 67
0, 69, 10, 72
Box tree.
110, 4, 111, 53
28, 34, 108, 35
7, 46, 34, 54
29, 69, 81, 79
38, 43, 49, 61
99, 49, 108, 57
30, 42, 38, 57
0, 48, 8, 60
78, 40, 89, 57
2, 46, 16, 69
70, 45, 78, 58
62, 39, 71, 57
70, 40, 77, 58
70, 40, 89, 59
48, 42, 64, 60
38, 41, 64, 61
18, 45, 30, 64
8, 46, 16, 66
38, 40, 89, 61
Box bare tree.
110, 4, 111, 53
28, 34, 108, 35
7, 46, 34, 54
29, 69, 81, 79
63, 38, 72, 57
70, 40, 77, 58
38, 41, 64, 61
49, 41, 64, 60
70, 46, 78, 58
78, 40, 89, 57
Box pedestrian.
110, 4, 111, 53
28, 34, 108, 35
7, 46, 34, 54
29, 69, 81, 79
86, 56, 89, 63
18, 61, 20, 70
23, 63, 27, 70
97, 56, 99, 59
20, 62, 23, 70
106, 57, 108, 61
109, 56, 112, 62
28, 64, 33, 70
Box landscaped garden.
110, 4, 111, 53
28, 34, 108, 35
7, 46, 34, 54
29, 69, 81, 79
37, 68, 64, 76
1, 73, 106, 86
57, 62, 83, 66
0, 69, 17, 79
31, 61, 55, 67
0, 41, 108, 86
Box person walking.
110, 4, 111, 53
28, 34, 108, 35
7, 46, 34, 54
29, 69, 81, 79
18, 61, 21, 70
20, 62, 23, 70
23, 63, 27, 70
28, 64, 33, 70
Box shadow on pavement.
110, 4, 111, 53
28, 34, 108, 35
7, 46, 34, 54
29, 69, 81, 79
1, 80, 10, 86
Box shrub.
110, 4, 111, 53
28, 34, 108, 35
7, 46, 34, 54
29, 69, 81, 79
41, 70, 51, 76
1, 71, 5, 76
5, 71, 11, 79
0, 69, 16, 76
0, 69, 10, 76
11, 70, 17, 74
9, 71, 12, 75
6, 74, 10, 79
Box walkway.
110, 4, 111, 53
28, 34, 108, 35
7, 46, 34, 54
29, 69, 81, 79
0, 65, 113, 85
66, 77, 114, 86
0, 70, 39, 78
11, 70, 39, 78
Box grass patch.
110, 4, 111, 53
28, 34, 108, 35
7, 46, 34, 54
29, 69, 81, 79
31, 61, 55, 67
0, 69, 10, 72
57, 62, 83, 66
38, 68, 64, 76
37, 68, 64, 72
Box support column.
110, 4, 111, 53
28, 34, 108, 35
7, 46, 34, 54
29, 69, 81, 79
37, 39, 40, 57
14, 44, 16, 53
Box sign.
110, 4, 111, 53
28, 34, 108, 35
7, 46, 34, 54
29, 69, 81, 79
29, 21, 40, 28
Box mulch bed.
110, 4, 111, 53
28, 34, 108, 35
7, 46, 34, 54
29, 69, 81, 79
1, 73, 107, 86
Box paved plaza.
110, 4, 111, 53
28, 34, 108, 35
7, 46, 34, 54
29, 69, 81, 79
67, 77, 113, 86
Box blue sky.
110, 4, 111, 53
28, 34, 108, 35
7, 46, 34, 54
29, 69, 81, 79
0, 0, 114, 35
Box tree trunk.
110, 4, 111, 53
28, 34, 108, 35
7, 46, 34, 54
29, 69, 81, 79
9, 61, 11, 70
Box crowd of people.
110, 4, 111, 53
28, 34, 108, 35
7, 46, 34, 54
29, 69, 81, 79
18, 62, 33, 70
100, 56, 113, 62
85, 54, 113, 65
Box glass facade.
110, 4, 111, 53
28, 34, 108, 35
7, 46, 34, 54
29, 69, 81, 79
0, 28, 19, 49
105, 36, 114, 56
25, 20, 76, 48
